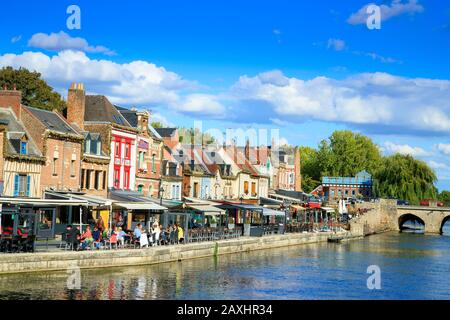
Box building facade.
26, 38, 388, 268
320, 170, 373, 201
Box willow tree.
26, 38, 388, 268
373, 154, 438, 204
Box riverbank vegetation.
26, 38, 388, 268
300, 130, 442, 205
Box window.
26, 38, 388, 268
125, 142, 130, 159
20, 141, 27, 155
14, 174, 30, 197
94, 171, 100, 190
114, 168, 120, 189
81, 169, 85, 189
251, 182, 256, 196
193, 182, 199, 198
52, 158, 58, 176
85, 139, 91, 154
115, 141, 120, 157
152, 154, 156, 172
86, 170, 92, 189
96, 141, 101, 155
124, 168, 130, 189
102, 171, 106, 190
138, 151, 145, 170
70, 160, 76, 177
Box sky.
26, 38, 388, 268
0, 0, 449, 191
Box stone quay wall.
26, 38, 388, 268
0, 232, 341, 275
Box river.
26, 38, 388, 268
0, 227, 450, 300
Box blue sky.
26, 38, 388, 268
1, 0, 450, 190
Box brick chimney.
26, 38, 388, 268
294, 146, 302, 192
67, 83, 86, 130
245, 139, 250, 162
137, 111, 149, 133
0, 120, 7, 185
0, 85, 22, 120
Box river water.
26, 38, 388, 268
0, 228, 450, 300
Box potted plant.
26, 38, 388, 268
228, 216, 235, 230
210, 215, 218, 228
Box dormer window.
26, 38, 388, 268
20, 141, 27, 155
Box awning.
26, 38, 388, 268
45, 191, 113, 207
188, 204, 226, 216
114, 202, 167, 211
291, 205, 307, 211
0, 197, 88, 206
262, 208, 286, 217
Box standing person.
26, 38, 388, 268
140, 229, 149, 248
159, 224, 166, 245
96, 216, 105, 233
177, 224, 184, 244
153, 223, 161, 246
173, 224, 179, 244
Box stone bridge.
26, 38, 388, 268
350, 200, 450, 235
397, 205, 450, 234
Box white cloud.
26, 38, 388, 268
149, 111, 175, 127
28, 31, 116, 56
428, 160, 450, 171
353, 51, 399, 64
0, 50, 212, 117
327, 38, 346, 51
383, 142, 430, 156
347, 0, 424, 25
229, 71, 450, 134
11, 35, 22, 43
179, 94, 226, 117
436, 143, 450, 155
278, 137, 290, 146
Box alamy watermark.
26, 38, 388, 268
66, 265, 81, 290
67, 5, 81, 30
366, 5, 381, 30
367, 265, 381, 290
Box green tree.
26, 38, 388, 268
373, 154, 438, 204
325, 130, 382, 176
178, 127, 215, 145
0, 67, 65, 112
299, 146, 321, 193
151, 121, 164, 128
439, 190, 450, 204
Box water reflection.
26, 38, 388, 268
0, 231, 450, 300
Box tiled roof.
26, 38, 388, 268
0, 108, 42, 157
85, 95, 131, 127
117, 106, 138, 127
155, 128, 177, 138
24, 106, 79, 135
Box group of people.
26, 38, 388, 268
132, 222, 184, 248
63, 217, 185, 250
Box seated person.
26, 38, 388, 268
116, 227, 128, 247
68, 225, 81, 250
133, 223, 142, 239
92, 226, 102, 249
80, 226, 93, 250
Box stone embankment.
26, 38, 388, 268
0, 231, 346, 275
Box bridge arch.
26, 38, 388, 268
440, 214, 450, 235
398, 213, 425, 232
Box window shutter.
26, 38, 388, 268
26, 176, 31, 197
13, 175, 19, 197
